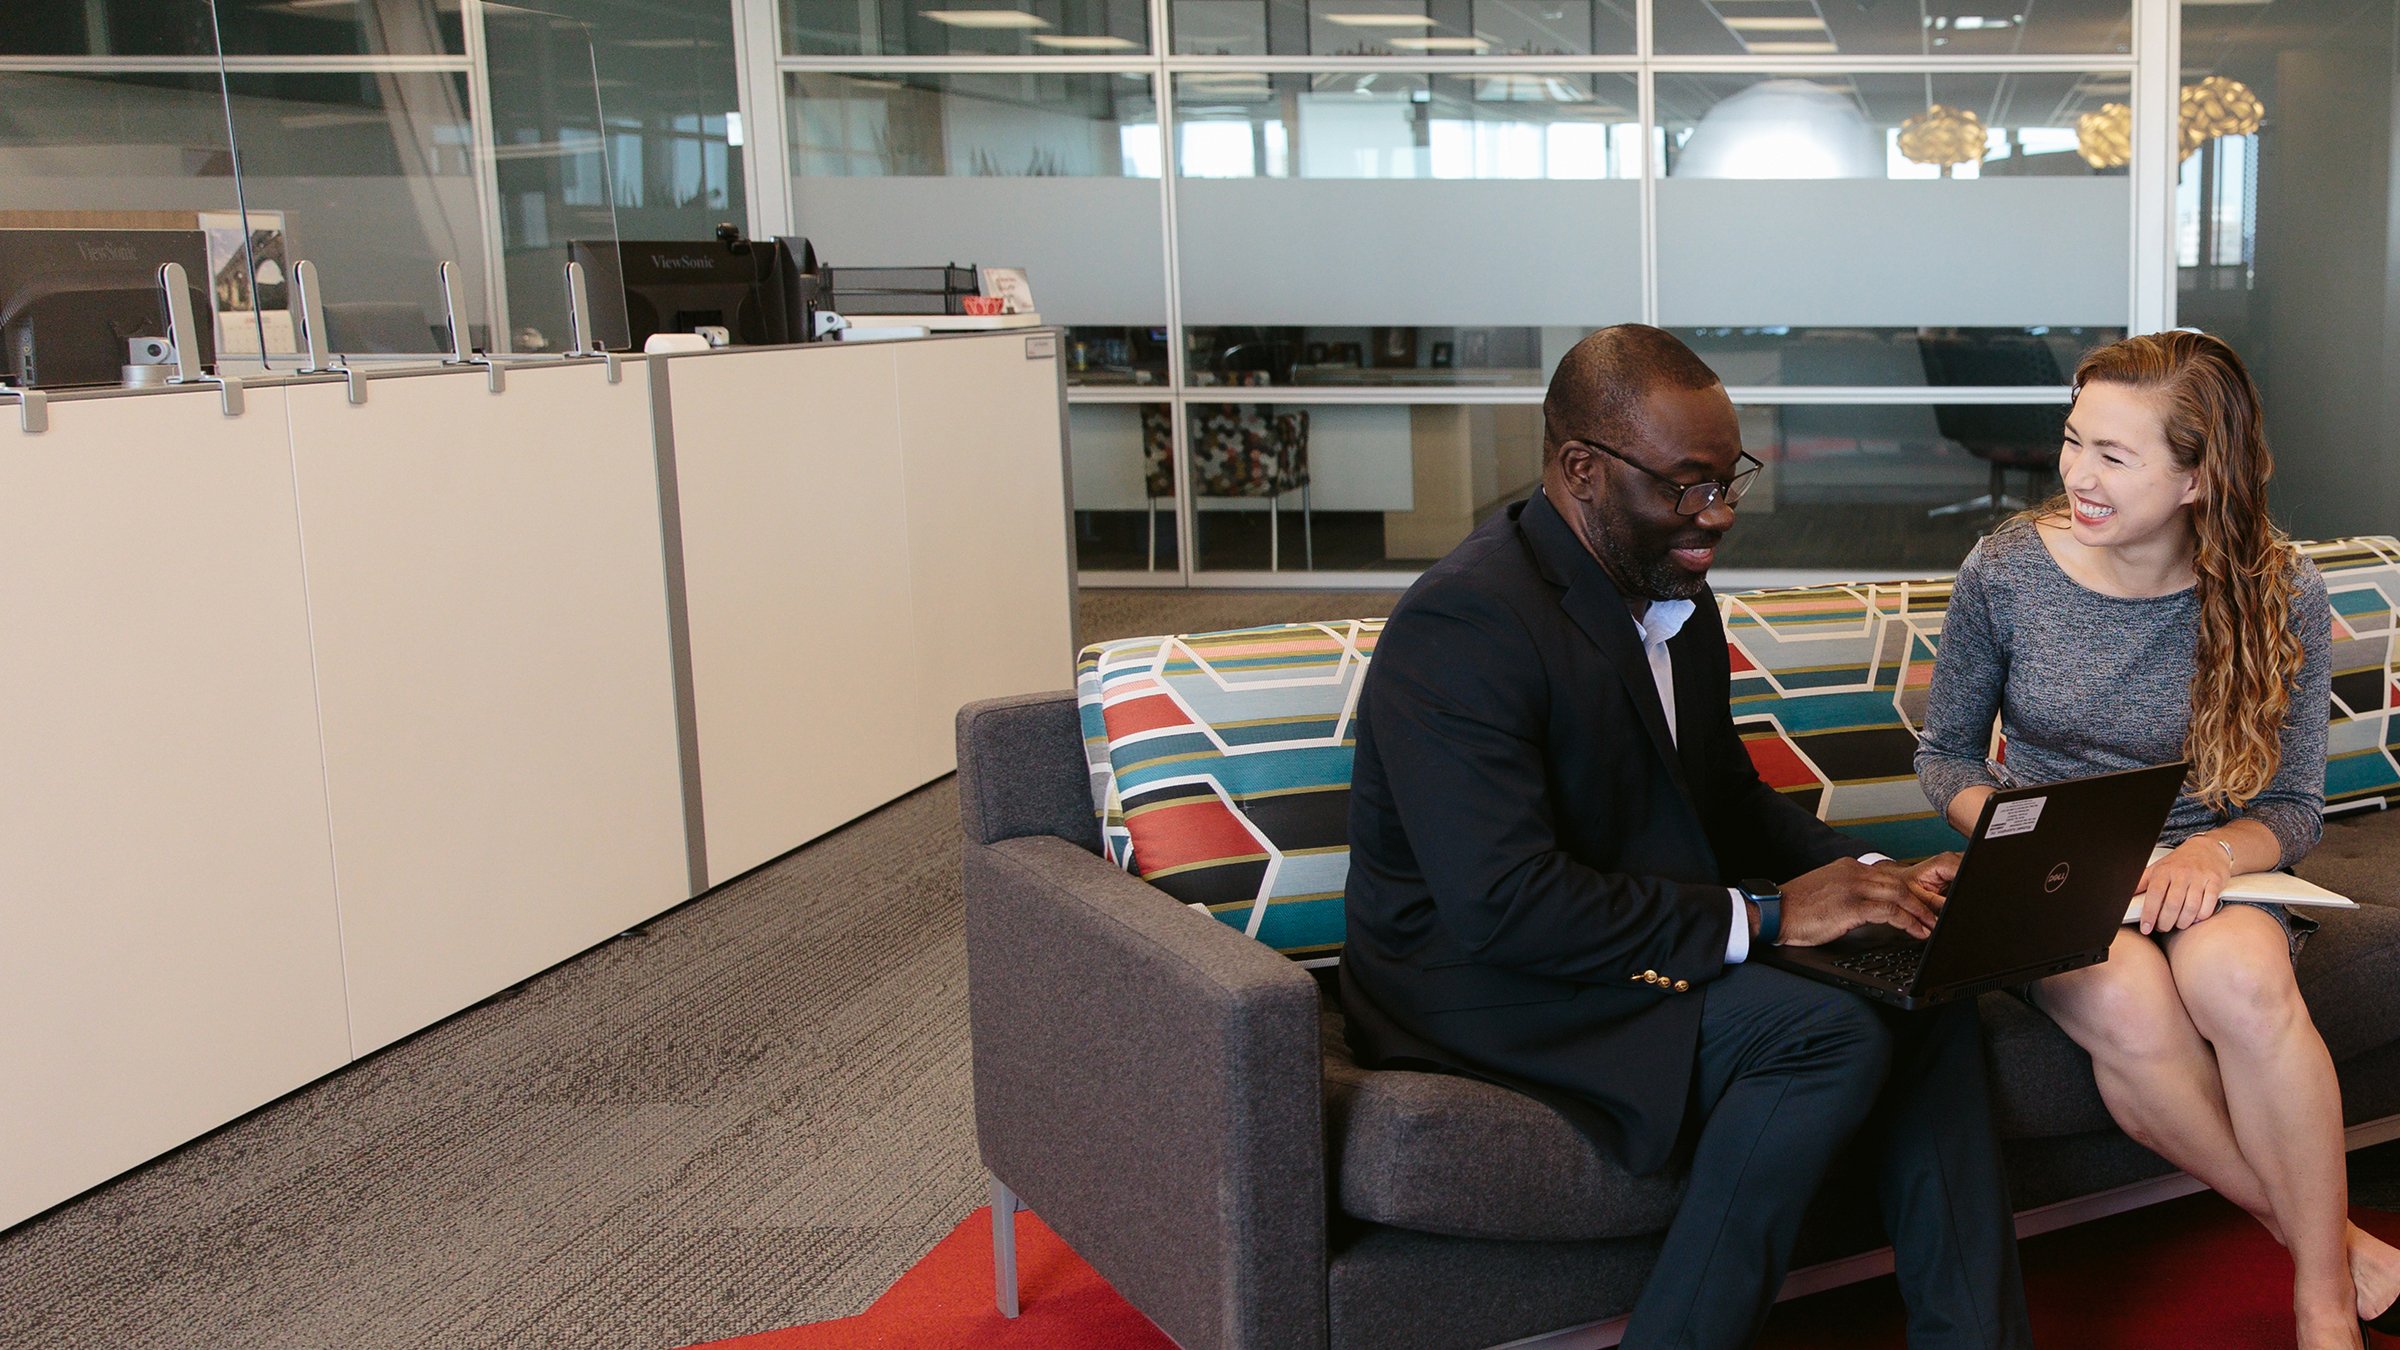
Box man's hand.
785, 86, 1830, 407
2134, 836, 2233, 934
1772, 854, 1953, 947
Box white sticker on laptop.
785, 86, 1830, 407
1985, 795, 2046, 839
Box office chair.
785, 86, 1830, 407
1139, 404, 1313, 572
1917, 334, 2068, 519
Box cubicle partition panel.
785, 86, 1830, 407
284, 363, 693, 1055
662, 333, 1075, 886
0, 385, 351, 1227
0, 334, 1075, 1231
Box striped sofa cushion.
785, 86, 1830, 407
2303, 537, 2400, 812
1077, 622, 1378, 964
1075, 535, 2400, 961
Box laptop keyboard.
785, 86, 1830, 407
1828, 944, 1928, 986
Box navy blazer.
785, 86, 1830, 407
1339, 488, 1868, 1173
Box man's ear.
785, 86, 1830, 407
1556, 441, 1602, 503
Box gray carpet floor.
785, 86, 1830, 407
0, 589, 1400, 1350
6, 584, 2396, 1349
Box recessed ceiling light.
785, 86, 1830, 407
1721, 16, 1829, 30
1323, 12, 1439, 24
1740, 39, 1839, 52
921, 9, 1051, 27
1031, 33, 1139, 47
1387, 34, 1492, 49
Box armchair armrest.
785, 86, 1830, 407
965, 833, 1328, 1350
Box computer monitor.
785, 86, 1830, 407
568, 236, 790, 351
0, 229, 214, 389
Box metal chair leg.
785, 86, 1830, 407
991, 1175, 1024, 1318
1302, 483, 1314, 570
1269, 496, 1280, 572
1144, 497, 1158, 571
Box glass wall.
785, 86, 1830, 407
778, 0, 2135, 580
2, 1, 733, 372
2176, 0, 2400, 544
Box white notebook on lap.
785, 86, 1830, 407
2121, 846, 2358, 924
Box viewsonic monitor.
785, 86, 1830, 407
569, 235, 790, 351
0, 229, 214, 389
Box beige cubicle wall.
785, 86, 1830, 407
0, 332, 1075, 1231
661, 333, 1076, 886
1, 384, 350, 1230
285, 365, 693, 1054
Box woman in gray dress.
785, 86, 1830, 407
1915, 331, 2399, 1349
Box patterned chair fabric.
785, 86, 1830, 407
1138, 405, 1311, 501
1076, 536, 2400, 963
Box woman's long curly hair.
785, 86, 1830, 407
2047, 330, 2302, 809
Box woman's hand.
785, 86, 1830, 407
2133, 835, 2235, 934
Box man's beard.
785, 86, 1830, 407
1583, 498, 1715, 602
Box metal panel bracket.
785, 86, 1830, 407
159, 261, 247, 417
2, 387, 47, 433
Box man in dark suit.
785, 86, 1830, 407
1341, 325, 2032, 1349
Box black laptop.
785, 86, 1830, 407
1756, 761, 2187, 1009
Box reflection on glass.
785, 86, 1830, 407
4, 0, 465, 58
0, 69, 242, 387
1716, 402, 2065, 571
2175, 0, 2399, 542
1652, 0, 2126, 58
1171, 0, 1632, 57
1184, 324, 1552, 387
1064, 325, 1171, 385
789, 71, 1159, 177
1069, 401, 1177, 570
1173, 71, 1639, 179
222, 72, 482, 363
780, 0, 1150, 58
1181, 400, 1544, 571
482, 5, 626, 356
787, 72, 1166, 381
1657, 72, 2133, 181
1673, 327, 2122, 387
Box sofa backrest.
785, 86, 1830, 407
1077, 536, 2400, 962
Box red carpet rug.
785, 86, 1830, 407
691, 1195, 2400, 1349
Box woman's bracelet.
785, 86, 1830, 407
2203, 833, 2236, 867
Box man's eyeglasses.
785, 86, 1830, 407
1574, 440, 1764, 518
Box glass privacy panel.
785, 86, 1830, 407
786, 72, 1167, 347
481, 3, 627, 355
224, 71, 485, 365
781, 0, 1151, 57
1653, 72, 2131, 335
1652, 0, 2127, 58
1717, 400, 2065, 572
547, 0, 746, 241
0, 68, 244, 387
1674, 326, 2121, 388
1174, 72, 1640, 376
1183, 400, 1545, 571
2176, 0, 2400, 542
1172, 0, 1633, 58
1069, 401, 1178, 570
5, 0, 464, 58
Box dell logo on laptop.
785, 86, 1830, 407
2044, 863, 2071, 893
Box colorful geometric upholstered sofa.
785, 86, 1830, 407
957, 536, 2400, 1350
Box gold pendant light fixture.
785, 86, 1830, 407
1897, 103, 1987, 170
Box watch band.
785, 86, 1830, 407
1740, 877, 1782, 946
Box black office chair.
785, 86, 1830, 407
1917, 334, 2069, 519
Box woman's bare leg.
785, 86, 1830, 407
2164, 907, 2361, 1348
2032, 929, 2283, 1236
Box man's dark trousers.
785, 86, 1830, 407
1620, 965, 2033, 1350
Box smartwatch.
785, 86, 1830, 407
1740, 878, 1783, 946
